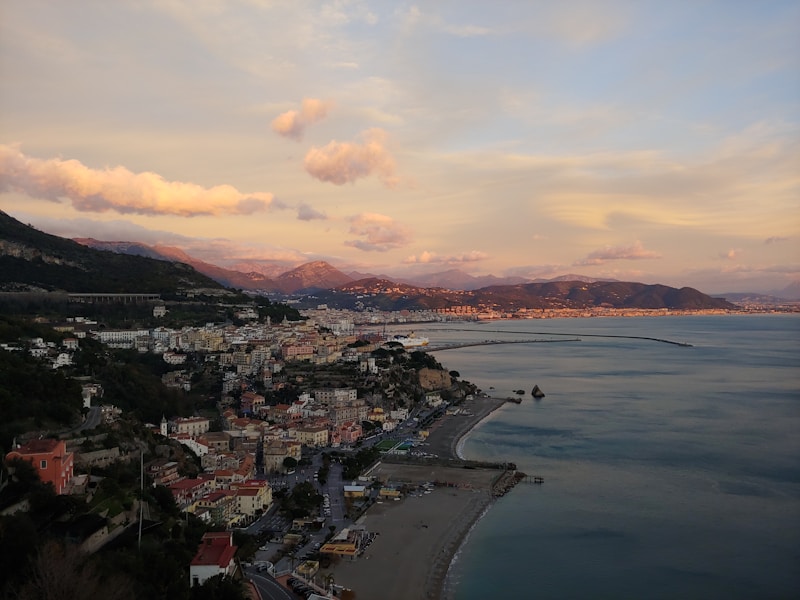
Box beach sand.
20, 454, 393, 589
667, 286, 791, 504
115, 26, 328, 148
320, 395, 509, 599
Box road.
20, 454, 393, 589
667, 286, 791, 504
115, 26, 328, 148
244, 568, 295, 600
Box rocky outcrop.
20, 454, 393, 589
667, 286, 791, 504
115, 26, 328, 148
418, 367, 452, 391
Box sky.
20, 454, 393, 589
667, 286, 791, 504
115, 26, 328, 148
1, 1, 798, 294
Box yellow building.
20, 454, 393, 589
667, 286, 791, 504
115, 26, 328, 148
294, 426, 329, 448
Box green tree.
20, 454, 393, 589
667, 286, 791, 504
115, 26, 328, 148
16, 540, 135, 600
190, 574, 245, 600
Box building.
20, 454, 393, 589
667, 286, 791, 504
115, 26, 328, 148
6, 438, 74, 495
174, 416, 210, 438
189, 532, 238, 587
146, 459, 182, 487
314, 388, 357, 405
233, 480, 272, 519
338, 421, 363, 445
294, 426, 329, 448
169, 478, 214, 509
195, 491, 237, 527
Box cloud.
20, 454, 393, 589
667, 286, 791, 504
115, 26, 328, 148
403, 250, 489, 264
397, 5, 492, 37
765, 236, 788, 244
271, 98, 332, 140
304, 128, 398, 187
0, 144, 273, 217
344, 212, 411, 252
574, 241, 662, 266
296, 203, 328, 221
721, 248, 742, 260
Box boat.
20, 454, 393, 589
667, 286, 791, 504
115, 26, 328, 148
391, 333, 429, 348
531, 385, 545, 398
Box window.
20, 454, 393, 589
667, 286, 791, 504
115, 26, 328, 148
40, 460, 47, 469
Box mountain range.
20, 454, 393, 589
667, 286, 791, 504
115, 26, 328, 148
0, 211, 766, 310
0, 211, 222, 294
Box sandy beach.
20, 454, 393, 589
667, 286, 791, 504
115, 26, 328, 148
322, 395, 509, 599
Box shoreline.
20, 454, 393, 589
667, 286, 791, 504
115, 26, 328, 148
423, 394, 508, 462
436, 395, 508, 599
325, 395, 512, 600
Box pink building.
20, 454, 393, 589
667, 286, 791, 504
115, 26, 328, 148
338, 421, 363, 445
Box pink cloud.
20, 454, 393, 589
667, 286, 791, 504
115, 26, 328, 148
296, 203, 328, 221
0, 144, 273, 217
403, 250, 489, 264
304, 128, 398, 187
271, 98, 331, 140
720, 248, 742, 260
344, 212, 411, 252
574, 241, 661, 266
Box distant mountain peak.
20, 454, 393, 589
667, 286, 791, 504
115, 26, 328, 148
274, 261, 352, 293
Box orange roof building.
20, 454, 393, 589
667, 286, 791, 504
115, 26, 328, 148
190, 531, 238, 587
6, 438, 74, 495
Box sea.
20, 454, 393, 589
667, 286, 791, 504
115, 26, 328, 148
397, 314, 800, 600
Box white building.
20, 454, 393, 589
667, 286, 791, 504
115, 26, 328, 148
189, 532, 237, 587
174, 417, 210, 438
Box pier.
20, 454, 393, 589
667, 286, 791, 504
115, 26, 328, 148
425, 337, 581, 352
424, 327, 693, 347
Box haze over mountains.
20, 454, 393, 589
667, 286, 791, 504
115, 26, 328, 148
66, 235, 736, 311
0, 211, 789, 310
72, 237, 800, 301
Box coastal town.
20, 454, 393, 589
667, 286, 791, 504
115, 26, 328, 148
1, 297, 796, 600
0, 300, 533, 600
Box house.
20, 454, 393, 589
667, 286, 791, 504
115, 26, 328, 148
293, 426, 329, 448
240, 391, 265, 414
6, 438, 74, 494
199, 431, 232, 453
146, 459, 182, 487
338, 421, 363, 445
232, 480, 273, 519
195, 491, 237, 527
174, 416, 210, 438
169, 478, 213, 509
425, 392, 443, 407
189, 532, 238, 587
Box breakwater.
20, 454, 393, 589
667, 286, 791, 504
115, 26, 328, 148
491, 470, 527, 497
425, 327, 693, 347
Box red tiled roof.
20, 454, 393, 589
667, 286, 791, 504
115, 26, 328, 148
12, 439, 61, 454
191, 533, 237, 567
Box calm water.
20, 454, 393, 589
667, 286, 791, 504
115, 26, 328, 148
402, 315, 800, 599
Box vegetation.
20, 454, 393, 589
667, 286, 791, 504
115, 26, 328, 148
340, 446, 380, 481
0, 350, 82, 449
280, 482, 322, 519
0, 211, 223, 294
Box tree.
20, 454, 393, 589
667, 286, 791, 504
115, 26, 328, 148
282, 456, 298, 472
189, 574, 245, 600
17, 540, 135, 600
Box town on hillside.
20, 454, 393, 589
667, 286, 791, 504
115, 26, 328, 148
0, 300, 479, 600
